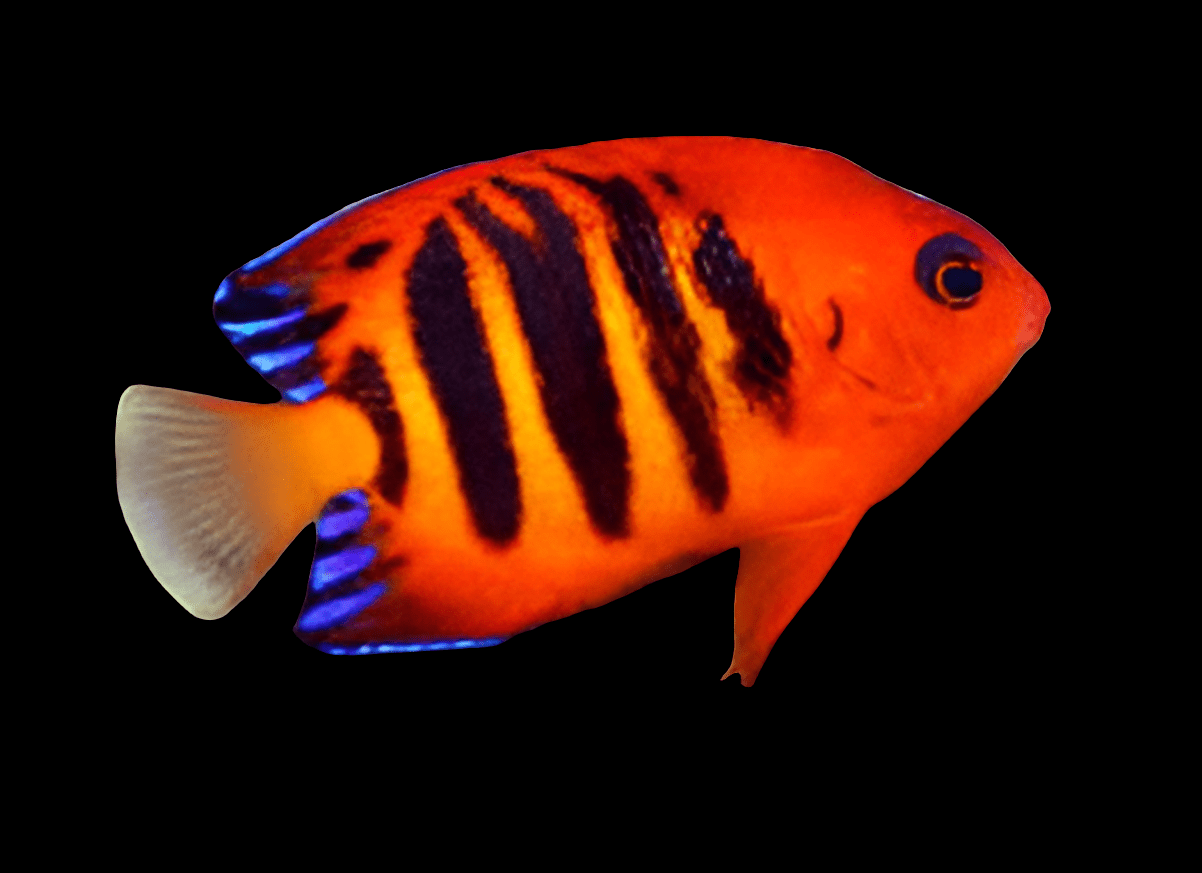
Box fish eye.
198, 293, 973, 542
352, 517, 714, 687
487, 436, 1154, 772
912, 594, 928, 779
915, 233, 984, 308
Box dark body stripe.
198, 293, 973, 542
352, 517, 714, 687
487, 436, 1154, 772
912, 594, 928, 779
456, 180, 631, 537
692, 214, 793, 412
334, 347, 408, 505
549, 169, 729, 513
406, 217, 521, 544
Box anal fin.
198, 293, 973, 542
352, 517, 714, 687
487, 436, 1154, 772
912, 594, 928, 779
724, 512, 864, 686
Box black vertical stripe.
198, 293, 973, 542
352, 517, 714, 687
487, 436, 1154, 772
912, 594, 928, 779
455, 182, 631, 537
334, 347, 408, 506
548, 168, 729, 513
692, 214, 793, 410
406, 217, 520, 544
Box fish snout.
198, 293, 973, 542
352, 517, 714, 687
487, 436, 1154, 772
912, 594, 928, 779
1016, 278, 1050, 353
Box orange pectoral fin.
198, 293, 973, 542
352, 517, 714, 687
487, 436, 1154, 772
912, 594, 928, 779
724, 512, 864, 686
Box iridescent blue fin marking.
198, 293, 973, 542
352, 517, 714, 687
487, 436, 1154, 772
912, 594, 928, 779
316, 494, 371, 540
319, 638, 506, 655
311, 545, 377, 592
296, 583, 387, 633
213, 270, 347, 404
248, 342, 315, 374
238, 304, 346, 358
296, 490, 389, 635
297, 490, 505, 653
218, 308, 306, 342
285, 378, 327, 403
272, 359, 323, 396
213, 280, 291, 318
213, 186, 401, 402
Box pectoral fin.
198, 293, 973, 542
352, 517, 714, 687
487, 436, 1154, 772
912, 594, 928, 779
724, 512, 864, 686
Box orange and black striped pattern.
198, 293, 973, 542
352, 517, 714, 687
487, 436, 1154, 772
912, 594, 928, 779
218, 145, 794, 549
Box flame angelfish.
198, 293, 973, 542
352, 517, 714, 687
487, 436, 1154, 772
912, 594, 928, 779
115, 137, 1049, 685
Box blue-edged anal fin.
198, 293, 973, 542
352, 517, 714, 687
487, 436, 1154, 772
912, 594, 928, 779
724, 512, 864, 686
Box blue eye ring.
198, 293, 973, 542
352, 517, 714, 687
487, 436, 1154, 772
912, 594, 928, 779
915, 233, 984, 308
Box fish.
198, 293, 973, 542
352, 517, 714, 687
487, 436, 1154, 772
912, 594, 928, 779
114, 136, 1049, 686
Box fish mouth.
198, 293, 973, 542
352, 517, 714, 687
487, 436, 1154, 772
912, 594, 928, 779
1016, 280, 1051, 353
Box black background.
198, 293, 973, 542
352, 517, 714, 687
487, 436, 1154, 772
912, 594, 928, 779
95, 88, 1081, 759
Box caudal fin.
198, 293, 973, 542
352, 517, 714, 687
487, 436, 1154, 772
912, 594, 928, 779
115, 385, 374, 619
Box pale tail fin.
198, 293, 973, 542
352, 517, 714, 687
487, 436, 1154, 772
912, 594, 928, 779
115, 385, 377, 619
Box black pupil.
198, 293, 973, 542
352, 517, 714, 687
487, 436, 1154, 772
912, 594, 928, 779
942, 266, 982, 298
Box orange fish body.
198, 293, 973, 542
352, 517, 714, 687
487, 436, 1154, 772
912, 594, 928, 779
115, 137, 1048, 685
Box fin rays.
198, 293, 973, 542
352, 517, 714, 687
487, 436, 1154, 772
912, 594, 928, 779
116, 386, 337, 619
